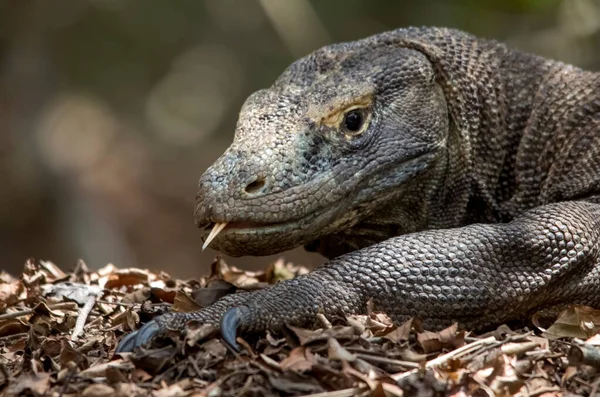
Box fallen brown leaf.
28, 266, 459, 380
6, 372, 51, 396
172, 290, 203, 312
191, 279, 237, 308
102, 268, 153, 289
327, 338, 357, 362
383, 317, 422, 343
545, 305, 600, 339
81, 383, 115, 397
279, 346, 314, 372
417, 323, 465, 353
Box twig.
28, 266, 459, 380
501, 341, 540, 356
0, 302, 77, 321
95, 300, 137, 307
299, 387, 369, 397
71, 295, 97, 341
0, 333, 28, 341
354, 353, 420, 368
95, 300, 171, 308
527, 386, 561, 397
572, 376, 594, 388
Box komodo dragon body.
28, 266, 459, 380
117, 27, 600, 352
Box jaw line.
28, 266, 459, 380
201, 203, 352, 252
205, 207, 325, 236
200, 149, 439, 249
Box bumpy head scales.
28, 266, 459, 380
195, 29, 451, 256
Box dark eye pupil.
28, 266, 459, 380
344, 110, 363, 132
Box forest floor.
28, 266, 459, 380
1, 258, 600, 396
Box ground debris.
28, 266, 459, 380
0, 258, 598, 396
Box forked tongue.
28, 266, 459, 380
202, 222, 228, 250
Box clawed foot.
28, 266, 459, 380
114, 307, 247, 353
115, 282, 314, 354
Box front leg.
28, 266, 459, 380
117, 201, 600, 352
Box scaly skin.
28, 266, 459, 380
116, 27, 600, 353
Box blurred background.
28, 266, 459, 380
1, 0, 600, 278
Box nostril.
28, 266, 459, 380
244, 177, 266, 195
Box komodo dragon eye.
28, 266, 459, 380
341, 108, 369, 137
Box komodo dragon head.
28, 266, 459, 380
194, 34, 453, 257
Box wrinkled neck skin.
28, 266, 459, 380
304, 158, 445, 258
306, 119, 467, 259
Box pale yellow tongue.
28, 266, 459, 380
202, 222, 228, 251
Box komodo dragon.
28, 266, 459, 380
117, 27, 600, 353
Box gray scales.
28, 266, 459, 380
116, 27, 600, 352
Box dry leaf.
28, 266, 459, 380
346, 315, 367, 335
102, 268, 153, 289
545, 305, 600, 339
152, 384, 186, 397
265, 258, 309, 283
151, 286, 177, 304
39, 260, 67, 280
191, 279, 237, 307
6, 372, 50, 396
172, 290, 203, 312
42, 283, 103, 306
59, 341, 88, 369
121, 287, 151, 304
372, 381, 405, 397
417, 323, 465, 353
0, 282, 20, 309
383, 317, 421, 343
327, 338, 356, 362
81, 383, 115, 397
268, 374, 324, 394
369, 312, 395, 335
210, 257, 265, 286
0, 319, 29, 337
280, 346, 313, 372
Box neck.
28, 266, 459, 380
387, 28, 550, 222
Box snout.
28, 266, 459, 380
192, 147, 341, 256
192, 147, 299, 255
194, 171, 272, 228
193, 146, 278, 222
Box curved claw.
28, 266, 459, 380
221, 307, 242, 353
115, 320, 162, 353
115, 329, 140, 353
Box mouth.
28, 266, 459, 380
200, 219, 301, 250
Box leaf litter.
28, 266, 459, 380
0, 258, 599, 396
